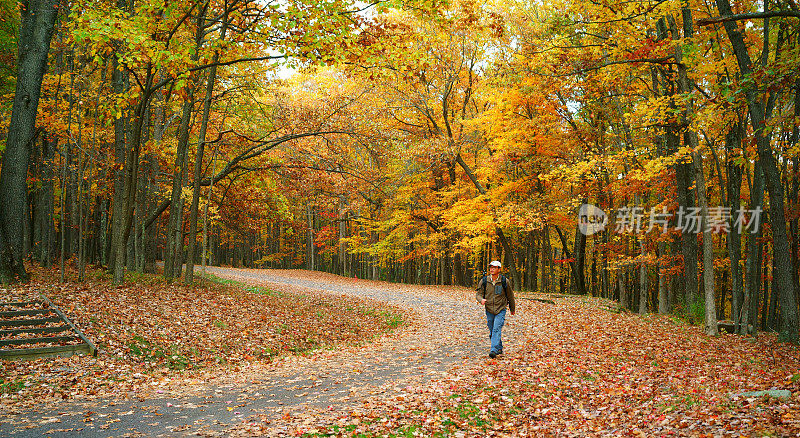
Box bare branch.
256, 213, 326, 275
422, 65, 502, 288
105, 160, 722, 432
697, 11, 800, 26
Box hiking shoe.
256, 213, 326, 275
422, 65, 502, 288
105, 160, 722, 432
489, 352, 497, 359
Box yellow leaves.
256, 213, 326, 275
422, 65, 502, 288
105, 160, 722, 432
628, 155, 676, 183
179, 187, 193, 202
443, 196, 493, 234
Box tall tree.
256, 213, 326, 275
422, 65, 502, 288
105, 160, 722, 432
0, 0, 60, 283
710, 0, 799, 342
185, 2, 229, 284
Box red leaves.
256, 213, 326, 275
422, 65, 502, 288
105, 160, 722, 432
624, 37, 670, 65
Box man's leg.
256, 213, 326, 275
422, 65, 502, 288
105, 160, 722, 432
498, 316, 504, 354
485, 309, 495, 354
489, 309, 506, 356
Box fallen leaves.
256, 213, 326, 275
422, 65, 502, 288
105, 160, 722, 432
231, 290, 800, 437
3, 266, 799, 437
1, 264, 405, 411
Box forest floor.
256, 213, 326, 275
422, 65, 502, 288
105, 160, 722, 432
0, 265, 799, 437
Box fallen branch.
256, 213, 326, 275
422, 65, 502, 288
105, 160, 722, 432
518, 297, 556, 305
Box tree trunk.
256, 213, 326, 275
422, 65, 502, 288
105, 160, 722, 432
306, 204, 315, 270
109, 55, 129, 284
201, 147, 218, 275
76, 103, 87, 282
664, 14, 701, 314
726, 120, 745, 331
109, 3, 154, 285
164, 10, 205, 280
454, 251, 464, 286
618, 270, 629, 310
59, 138, 67, 283
791, 80, 800, 316
530, 230, 539, 292
443, 246, 452, 285
670, 8, 717, 334
740, 161, 764, 335
639, 240, 648, 315
101, 198, 111, 266
694, 149, 718, 334
573, 216, 588, 295
715, 0, 799, 342
541, 226, 553, 294
0, 0, 59, 283
23, 192, 32, 260
164, 88, 196, 279
138, 152, 158, 273
554, 225, 584, 295
186, 3, 222, 284
338, 196, 347, 275
658, 241, 669, 314
38, 136, 55, 266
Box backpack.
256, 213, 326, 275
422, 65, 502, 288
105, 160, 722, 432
481, 273, 508, 297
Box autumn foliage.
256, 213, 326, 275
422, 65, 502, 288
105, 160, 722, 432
0, 0, 799, 371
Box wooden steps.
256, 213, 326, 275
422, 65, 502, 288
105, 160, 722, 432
0, 296, 97, 361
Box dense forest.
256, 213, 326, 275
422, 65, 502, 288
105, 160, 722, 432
0, 0, 799, 342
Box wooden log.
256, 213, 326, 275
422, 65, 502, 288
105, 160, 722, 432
0, 309, 54, 318
0, 326, 71, 336
0, 317, 62, 327
717, 320, 735, 333
0, 335, 79, 347
0, 344, 91, 361
518, 297, 556, 304
0, 301, 42, 307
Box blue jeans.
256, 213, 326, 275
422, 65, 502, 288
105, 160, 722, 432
485, 309, 506, 354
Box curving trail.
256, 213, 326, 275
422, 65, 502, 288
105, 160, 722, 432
1, 267, 525, 437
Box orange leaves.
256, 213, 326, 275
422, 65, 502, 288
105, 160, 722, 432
623, 37, 671, 65
0, 264, 404, 408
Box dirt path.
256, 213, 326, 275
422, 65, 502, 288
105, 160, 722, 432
1, 267, 522, 437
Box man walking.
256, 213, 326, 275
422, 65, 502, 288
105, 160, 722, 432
476, 260, 516, 358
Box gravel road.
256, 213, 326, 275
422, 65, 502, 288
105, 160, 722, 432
1, 267, 520, 437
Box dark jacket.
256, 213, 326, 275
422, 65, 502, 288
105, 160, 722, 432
476, 274, 515, 315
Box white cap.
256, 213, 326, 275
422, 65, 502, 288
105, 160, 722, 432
489, 260, 502, 268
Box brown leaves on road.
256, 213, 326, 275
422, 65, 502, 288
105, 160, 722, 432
0, 264, 405, 412
232, 294, 800, 437
3, 265, 799, 437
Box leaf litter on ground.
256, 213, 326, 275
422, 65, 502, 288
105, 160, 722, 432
2, 265, 799, 437
0, 263, 408, 414
225, 286, 800, 437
